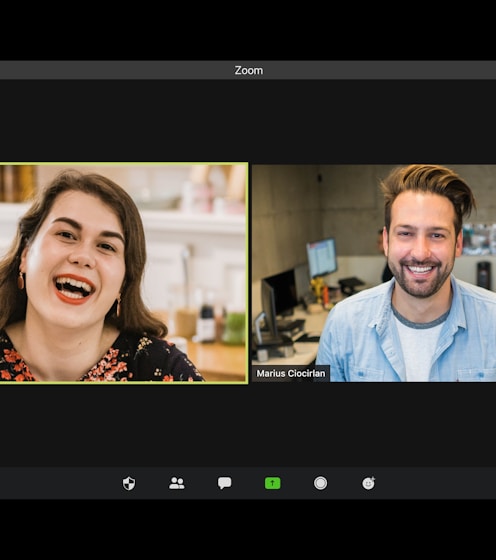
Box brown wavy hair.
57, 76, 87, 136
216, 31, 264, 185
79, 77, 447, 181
380, 164, 476, 236
0, 169, 167, 337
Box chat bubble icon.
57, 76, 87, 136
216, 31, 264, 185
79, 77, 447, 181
218, 476, 232, 490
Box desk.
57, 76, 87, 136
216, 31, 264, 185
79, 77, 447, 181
187, 341, 246, 383
292, 306, 329, 333
152, 309, 246, 383
252, 306, 329, 367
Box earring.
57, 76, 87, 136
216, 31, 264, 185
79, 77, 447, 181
17, 271, 25, 290
116, 294, 121, 318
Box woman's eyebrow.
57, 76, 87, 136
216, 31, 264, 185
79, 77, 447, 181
52, 216, 125, 244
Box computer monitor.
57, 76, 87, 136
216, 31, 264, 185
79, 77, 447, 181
263, 268, 299, 318
306, 237, 338, 279
294, 262, 312, 302
261, 278, 279, 340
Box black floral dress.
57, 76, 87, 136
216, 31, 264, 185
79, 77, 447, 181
0, 330, 205, 382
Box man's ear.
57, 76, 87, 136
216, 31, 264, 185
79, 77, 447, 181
455, 230, 464, 257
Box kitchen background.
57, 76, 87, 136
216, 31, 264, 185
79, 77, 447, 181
0, 163, 247, 334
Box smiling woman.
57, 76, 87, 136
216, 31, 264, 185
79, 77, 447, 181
0, 169, 205, 382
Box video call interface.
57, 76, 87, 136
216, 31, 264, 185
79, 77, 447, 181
3, 60, 496, 500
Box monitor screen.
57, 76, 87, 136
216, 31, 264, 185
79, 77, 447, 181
294, 262, 311, 301
263, 268, 298, 317
306, 237, 338, 278
261, 278, 278, 338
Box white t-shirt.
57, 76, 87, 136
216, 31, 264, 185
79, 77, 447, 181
392, 306, 450, 382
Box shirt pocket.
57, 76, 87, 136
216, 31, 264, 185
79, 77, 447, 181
457, 368, 496, 382
349, 366, 396, 382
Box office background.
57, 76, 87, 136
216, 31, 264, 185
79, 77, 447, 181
252, 164, 496, 316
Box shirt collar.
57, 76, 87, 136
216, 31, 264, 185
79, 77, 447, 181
373, 274, 465, 333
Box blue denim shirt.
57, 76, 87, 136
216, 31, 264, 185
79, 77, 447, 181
316, 275, 496, 382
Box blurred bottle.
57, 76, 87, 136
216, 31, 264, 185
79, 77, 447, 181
196, 290, 216, 343
222, 306, 246, 346
477, 261, 491, 290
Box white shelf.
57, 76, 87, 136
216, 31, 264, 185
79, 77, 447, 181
141, 209, 245, 235
0, 203, 245, 237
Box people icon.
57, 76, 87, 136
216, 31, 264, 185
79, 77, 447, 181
168, 476, 185, 490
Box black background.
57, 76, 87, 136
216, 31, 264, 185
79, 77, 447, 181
1, 77, 496, 475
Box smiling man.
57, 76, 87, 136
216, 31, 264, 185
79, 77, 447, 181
316, 164, 496, 382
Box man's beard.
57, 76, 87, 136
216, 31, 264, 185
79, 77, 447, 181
388, 259, 454, 298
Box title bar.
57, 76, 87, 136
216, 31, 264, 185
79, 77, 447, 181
1, 60, 496, 80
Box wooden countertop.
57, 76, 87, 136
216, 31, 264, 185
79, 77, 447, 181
153, 310, 247, 383
186, 341, 246, 383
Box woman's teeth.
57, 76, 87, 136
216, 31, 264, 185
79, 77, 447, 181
55, 276, 92, 298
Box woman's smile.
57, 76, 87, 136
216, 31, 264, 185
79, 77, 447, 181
54, 273, 96, 305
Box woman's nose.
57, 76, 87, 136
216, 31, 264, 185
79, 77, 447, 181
68, 246, 96, 268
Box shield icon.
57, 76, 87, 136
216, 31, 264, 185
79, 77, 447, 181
123, 476, 136, 491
